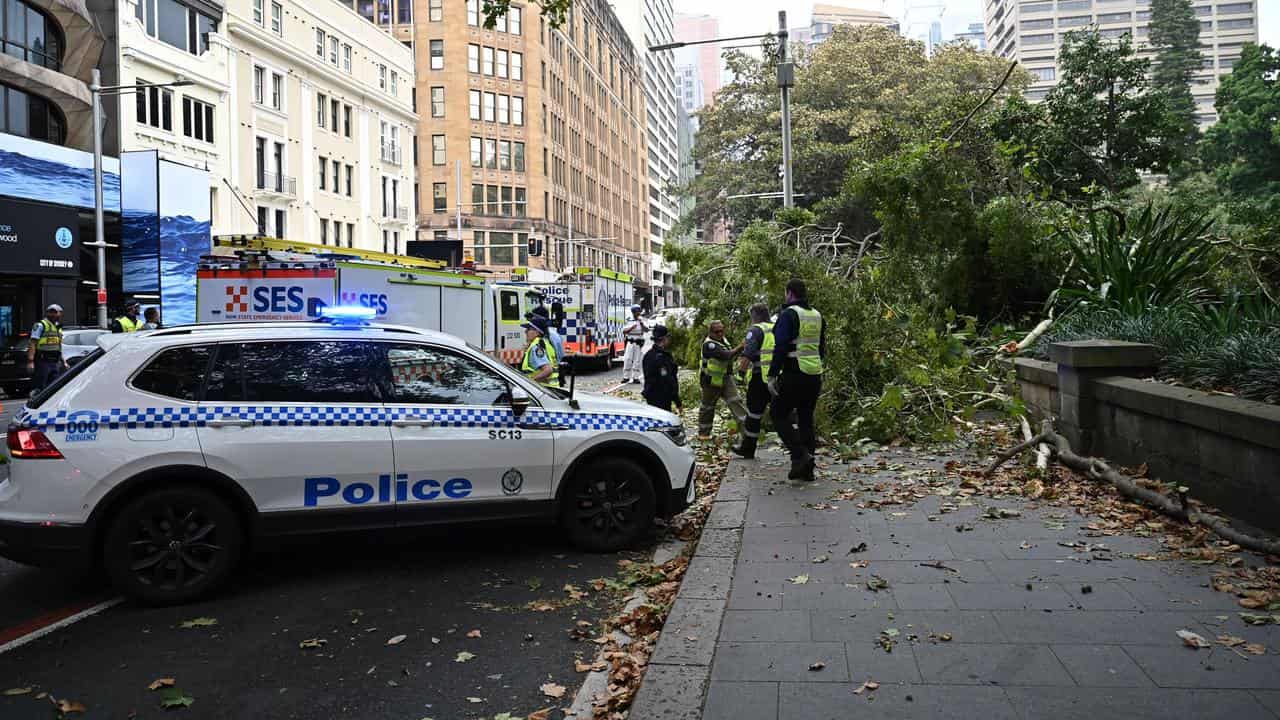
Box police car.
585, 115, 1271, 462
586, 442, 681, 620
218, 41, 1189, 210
0, 313, 695, 604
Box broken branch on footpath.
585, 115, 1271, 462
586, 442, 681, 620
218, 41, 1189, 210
986, 420, 1280, 557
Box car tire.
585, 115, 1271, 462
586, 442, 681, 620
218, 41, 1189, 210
560, 456, 656, 552
103, 485, 243, 605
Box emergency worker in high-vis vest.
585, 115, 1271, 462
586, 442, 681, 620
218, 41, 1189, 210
731, 303, 776, 460
520, 316, 559, 386
697, 319, 746, 440
767, 279, 826, 482
111, 299, 144, 333
27, 304, 67, 394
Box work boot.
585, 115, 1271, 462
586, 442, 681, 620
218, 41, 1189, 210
730, 437, 757, 459
787, 451, 813, 481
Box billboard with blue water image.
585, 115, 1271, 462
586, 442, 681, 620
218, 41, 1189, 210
122, 151, 210, 326
0, 133, 120, 212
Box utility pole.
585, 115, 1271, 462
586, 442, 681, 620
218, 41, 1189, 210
91, 68, 108, 329
777, 11, 795, 208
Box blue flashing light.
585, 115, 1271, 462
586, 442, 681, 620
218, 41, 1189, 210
320, 305, 378, 323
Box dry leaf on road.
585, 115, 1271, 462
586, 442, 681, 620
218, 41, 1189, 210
854, 681, 880, 694
808, 661, 826, 671
54, 698, 87, 714
540, 683, 567, 699
527, 709, 553, 720
788, 574, 809, 585
386, 634, 407, 645
298, 638, 327, 649
466, 629, 482, 639
147, 678, 175, 691
455, 651, 476, 663
3, 687, 33, 696
1177, 629, 1210, 648
179, 617, 218, 629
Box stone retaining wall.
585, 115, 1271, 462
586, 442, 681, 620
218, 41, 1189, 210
1014, 341, 1280, 534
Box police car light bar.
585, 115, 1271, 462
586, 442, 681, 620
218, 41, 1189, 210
319, 306, 378, 323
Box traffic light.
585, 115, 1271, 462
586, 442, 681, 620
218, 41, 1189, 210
528, 235, 543, 257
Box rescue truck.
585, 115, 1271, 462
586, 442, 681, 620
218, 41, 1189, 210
196, 236, 542, 365
509, 266, 636, 369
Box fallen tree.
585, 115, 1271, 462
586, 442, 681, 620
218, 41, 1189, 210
985, 420, 1280, 556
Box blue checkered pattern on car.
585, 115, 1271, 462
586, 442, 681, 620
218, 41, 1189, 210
21, 405, 666, 433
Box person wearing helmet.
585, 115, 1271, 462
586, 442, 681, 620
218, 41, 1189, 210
621, 304, 647, 383
111, 300, 144, 333
27, 304, 68, 394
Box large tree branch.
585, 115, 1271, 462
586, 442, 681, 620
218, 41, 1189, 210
944, 61, 1019, 144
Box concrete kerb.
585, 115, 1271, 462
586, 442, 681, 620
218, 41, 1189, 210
626, 458, 750, 719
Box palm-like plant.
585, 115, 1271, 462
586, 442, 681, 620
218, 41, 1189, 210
1060, 203, 1216, 315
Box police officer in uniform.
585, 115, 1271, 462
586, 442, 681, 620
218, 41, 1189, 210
697, 320, 746, 440
111, 299, 144, 333
26, 304, 67, 394
526, 305, 567, 385
768, 279, 825, 481
621, 304, 647, 383
731, 303, 774, 459
520, 316, 559, 385
641, 325, 682, 413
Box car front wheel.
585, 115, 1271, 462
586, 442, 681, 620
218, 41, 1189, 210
561, 457, 656, 552
103, 485, 243, 605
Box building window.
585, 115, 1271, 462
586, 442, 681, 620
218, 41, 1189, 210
509, 7, 521, 35
271, 1, 282, 33
1216, 2, 1252, 13
257, 206, 268, 235
498, 140, 511, 170
494, 10, 506, 32
343, 43, 352, 72
512, 96, 524, 126
315, 28, 325, 57
390, 71, 399, 96
0, 83, 65, 144
318, 156, 327, 190
483, 46, 494, 75
135, 81, 173, 131
471, 183, 484, 213
469, 89, 481, 120
271, 71, 283, 110
513, 141, 525, 172
333, 220, 341, 247
430, 86, 444, 117
483, 92, 495, 122
430, 39, 444, 70
1218, 17, 1253, 28
497, 49, 508, 78
398, 0, 412, 23
378, 64, 387, 90
514, 187, 526, 217
468, 43, 480, 73
433, 182, 447, 213
317, 92, 327, 127
511, 52, 523, 81
344, 105, 352, 136
497, 94, 508, 124
484, 138, 497, 168
486, 184, 498, 213
490, 231, 513, 264
428, 0, 442, 21
466, 0, 479, 25
252, 0, 263, 24
1029, 66, 1056, 81
347, 222, 355, 248
346, 164, 354, 196
500, 186, 513, 216
320, 218, 329, 245
331, 98, 340, 132
253, 65, 265, 104
332, 161, 340, 194
136, 0, 216, 56
470, 137, 482, 166
432, 134, 445, 165
275, 208, 286, 238
181, 96, 214, 142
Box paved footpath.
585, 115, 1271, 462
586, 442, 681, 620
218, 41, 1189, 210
633, 443, 1280, 720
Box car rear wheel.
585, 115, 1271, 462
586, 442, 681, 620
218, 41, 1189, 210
103, 485, 243, 605
560, 457, 656, 552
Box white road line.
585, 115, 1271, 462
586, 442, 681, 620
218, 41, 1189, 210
0, 597, 124, 656
602, 382, 629, 394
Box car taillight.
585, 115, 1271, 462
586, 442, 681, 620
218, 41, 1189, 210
7, 426, 63, 459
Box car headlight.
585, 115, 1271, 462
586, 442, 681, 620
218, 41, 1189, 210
649, 423, 687, 447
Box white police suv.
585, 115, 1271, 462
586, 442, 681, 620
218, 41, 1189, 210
0, 317, 694, 604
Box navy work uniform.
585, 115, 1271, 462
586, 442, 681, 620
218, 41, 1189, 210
769, 301, 825, 481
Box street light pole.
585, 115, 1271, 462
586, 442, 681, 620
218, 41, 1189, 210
777, 11, 795, 208
91, 68, 108, 329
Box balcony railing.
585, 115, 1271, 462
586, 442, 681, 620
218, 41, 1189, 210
256, 171, 297, 196
380, 143, 402, 165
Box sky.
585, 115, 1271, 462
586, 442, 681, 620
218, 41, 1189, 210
672, 0, 1279, 50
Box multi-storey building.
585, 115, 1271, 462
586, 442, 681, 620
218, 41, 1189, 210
673, 13, 720, 107
805, 3, 900, 47
615, 0, 679, 308
985, 0, 1258, 124
675, 63, 703, 114
352, 0, 650, 281
956, 21, 988, 48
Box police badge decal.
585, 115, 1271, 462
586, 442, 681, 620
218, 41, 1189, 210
502, 468, 524, 495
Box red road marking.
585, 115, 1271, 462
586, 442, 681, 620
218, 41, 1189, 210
0, 596, 114, 647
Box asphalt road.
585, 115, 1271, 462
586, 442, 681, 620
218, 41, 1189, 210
0, 365, 641, 719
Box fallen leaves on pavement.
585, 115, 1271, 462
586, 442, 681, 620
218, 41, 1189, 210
178, 617, 218, 629
298, 638, 327, 649
157, 687, 194, 709
540, 682, 567, 699
147, 678, 175, 691
788, 574, 809, 585
1176, 629, 1211, 649
466, 629, 482, 638
3, 687, 33, 696
854, 680, 880, 694
454, 651, 476, 663
386, 634, 406, 645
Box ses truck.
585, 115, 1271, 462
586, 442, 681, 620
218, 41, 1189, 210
196, 237, 542, 365
510, 267, 635, 369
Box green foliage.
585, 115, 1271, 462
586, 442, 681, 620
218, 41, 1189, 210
1202, 44, 1280, 215
480, 0, 568, 27
1148, 0, 1203, 169
1059, 202, 1216, 314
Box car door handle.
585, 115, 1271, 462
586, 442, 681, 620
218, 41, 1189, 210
517, 421, 569, 431
392, 417, 436, 428
208, 417, 253, 428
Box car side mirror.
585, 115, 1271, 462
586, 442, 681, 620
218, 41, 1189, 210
510, 386, 531, 417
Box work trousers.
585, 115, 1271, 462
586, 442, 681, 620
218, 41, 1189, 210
738, 373, 773, 453
770, 371, 821, 462
622, 340, 645, 381
31, 357, 63, 394
697, 374, 747, 437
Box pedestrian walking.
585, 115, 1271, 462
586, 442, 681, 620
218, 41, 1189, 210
641, 325, 682, 413
731, 303, 775, 459
27, 304, 67, 394
697, 319, 747, 441
768, 278, 825, 481
110, 300, 144, 333
142, 307, 161, 330
520, 316, 559, 385
621, 304, 647, 383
